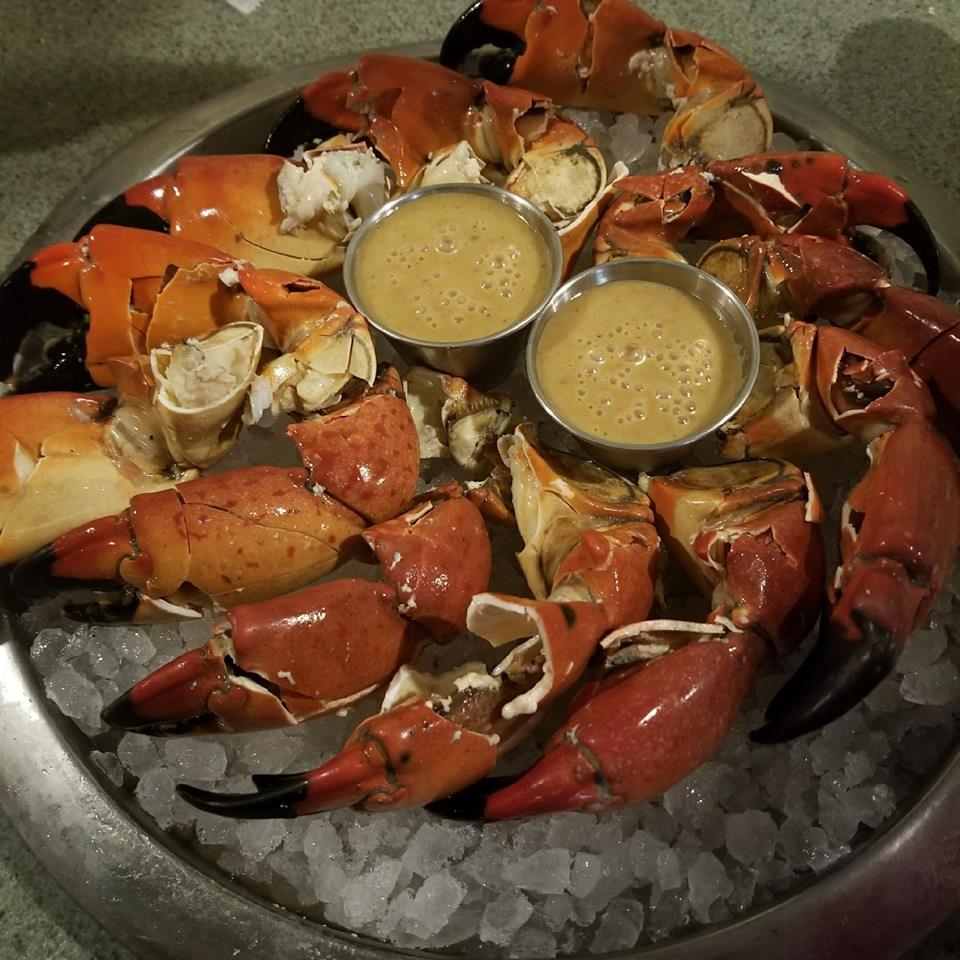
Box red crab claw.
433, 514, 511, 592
177, 672, 509, 817
482, 623, 766, 818
699, 235, 960, 451
593, 153, 938, 291
101, 488, 491, 733
440, 0, 773, 166
13, 368, 419, 617
647, 459, 825, 657
754, 417, 960, 743
704, 153, 939, 291
101, 580, 428, 735
122, 155, 358, 277
593, 170, 716, 263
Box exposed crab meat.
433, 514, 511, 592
403, 366, 514, 473
277, 141, 390, 239
151, 322, 264, 469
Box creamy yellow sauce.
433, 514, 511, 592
353, 192, 552, 342
536, 280, 743, 444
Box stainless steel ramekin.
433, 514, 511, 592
526, 257, 761, 471
344, 182, 563, 378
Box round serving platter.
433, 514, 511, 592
2, 41, 960, 960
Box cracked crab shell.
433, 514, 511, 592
151, 322, 264, 469
0, 393, 179, 567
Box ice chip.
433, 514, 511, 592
134, 768, 177, 829
503, 848, 572, 895
235, 819, 287, 861
479, 892, 533, 945
568, 852, 602, 898
400, 821, 473, 878
303, 819, 344, 861
403, 871, 466, 938
115, 627, 156, 665
341, 859, 402, 926
164, 739, 228, 782
896, 628, 948, 674
686, 853, 732, 924
901, 661, 960, 705
725, 810, 777, 865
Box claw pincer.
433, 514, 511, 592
103, 487, 492, 734
754, 332, 960, 741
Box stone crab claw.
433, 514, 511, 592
646, 459, 825, 657
470, 460, 826, 819
0, 226, 376, 423
480, 621, 766, 819
86, 147, 391, 278
102, 486, 492, 734
0, 391, 184, 570
177, 663, 521, 817
12, 367, 419, 620
265, 54, 619, 273
593, 152, 939, 292
440, 0, 773, 166
697, 234, 960, 450
754, 411, 960, 740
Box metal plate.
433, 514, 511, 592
2, 41, 959, 960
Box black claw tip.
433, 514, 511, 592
62, 590, 142, 623
439, 0, 524, 83
751, 615, 898, 744
425, 774, 518, 822
100, 693, 209, 736
264, 96, 340, 157
74, 193, 169, 241
177, 775, 308, 819
890, 199, 940, 295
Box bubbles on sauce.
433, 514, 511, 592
536, 280, 743, 444
353, 193, 552, 342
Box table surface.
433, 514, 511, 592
2, 0, 960, 957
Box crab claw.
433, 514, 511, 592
177, 667, 506, 817
102, 579, 428, 735
754, 419, 960, 742
484, 624, 766, 819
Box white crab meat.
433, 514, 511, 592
151, 322, 264, 469
418, 141, 488, 187
277, 144, 389, 239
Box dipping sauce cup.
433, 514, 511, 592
344, 183, 563, 378
527, 258, 760, 471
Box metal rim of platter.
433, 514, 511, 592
2, 40, 959, 960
